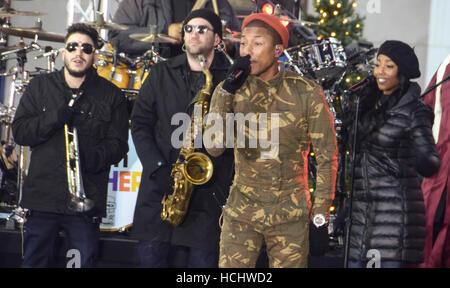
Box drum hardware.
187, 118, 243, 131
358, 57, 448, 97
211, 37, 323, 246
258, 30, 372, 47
0, 104, 16, 126
0, 26, 65, 43
83, 12, 128, 31
0, 38, 36, 229
129, 32, 180, 44
0, 40, 40, 57
142, 48, 166, 64
281, 49, 303, 76
272, 4, 317, 26
215, 41, 234, 65
222, 28, 241, 44
0, 6, 45, 17
0, 44, 38, 53
34, 47, 62, 73
286, 37, 348, 88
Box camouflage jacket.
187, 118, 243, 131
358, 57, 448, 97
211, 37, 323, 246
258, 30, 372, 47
205, 70, 338, 216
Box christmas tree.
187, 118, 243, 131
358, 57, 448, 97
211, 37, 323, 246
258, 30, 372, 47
305, 0, 365, 47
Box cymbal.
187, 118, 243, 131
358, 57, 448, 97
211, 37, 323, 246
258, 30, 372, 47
0, 7, 45, 17
0, 27, 65, 43
0, 44, 27, 52
272, 4, 317, 26
223, 30, 241, 43
129, 33, 179, 44
84, 19, 128, 31
283, 18, 318, 26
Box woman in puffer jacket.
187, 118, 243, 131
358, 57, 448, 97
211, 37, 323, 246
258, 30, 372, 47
346, 40, 441, 268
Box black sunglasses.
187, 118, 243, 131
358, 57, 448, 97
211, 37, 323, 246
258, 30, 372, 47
183, 24, 213, 35
65, 42, 95, 54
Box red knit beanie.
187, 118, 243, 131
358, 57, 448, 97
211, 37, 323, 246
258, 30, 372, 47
242, 13, 290, 48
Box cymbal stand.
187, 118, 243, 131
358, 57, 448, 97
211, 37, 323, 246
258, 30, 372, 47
34, 47, 61, 73
145, 46, 166, 64
1, 41, 40, 143
282, 49, 303, 76
1, 42, 40, 230
216, 41, 234, 65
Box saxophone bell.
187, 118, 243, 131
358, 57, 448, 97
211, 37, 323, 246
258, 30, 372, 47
183, 152, 213, 185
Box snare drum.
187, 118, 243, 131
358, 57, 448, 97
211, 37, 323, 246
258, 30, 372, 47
96, 44, 130, 89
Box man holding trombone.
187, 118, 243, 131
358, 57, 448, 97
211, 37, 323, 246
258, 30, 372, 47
12, 23, 129, 268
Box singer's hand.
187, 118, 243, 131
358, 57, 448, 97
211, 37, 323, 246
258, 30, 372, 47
222, 55, 251, 95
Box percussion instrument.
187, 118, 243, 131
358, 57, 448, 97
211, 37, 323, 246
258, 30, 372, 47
0, 7, 45, 17
129, 33, 179, 44
96, 49, 132, 90
83, 13, 128, 31
287, 37, 347, 82
95, 44, 151, 91
0, 26, 65, 43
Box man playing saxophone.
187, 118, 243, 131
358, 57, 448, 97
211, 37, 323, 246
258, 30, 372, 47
131, 9, 234, 268
12, 23, 129, 268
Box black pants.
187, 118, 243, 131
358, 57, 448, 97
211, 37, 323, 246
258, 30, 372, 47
21, 211, 100, 268
137, 240, 219, 268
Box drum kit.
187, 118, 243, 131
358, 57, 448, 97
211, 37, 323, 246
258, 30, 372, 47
0, 3, 67, 228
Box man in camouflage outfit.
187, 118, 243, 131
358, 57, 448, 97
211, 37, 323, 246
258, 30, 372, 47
205, 13, 338, 268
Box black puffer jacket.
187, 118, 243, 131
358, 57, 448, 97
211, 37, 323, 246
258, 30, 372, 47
348, 82, 440, 264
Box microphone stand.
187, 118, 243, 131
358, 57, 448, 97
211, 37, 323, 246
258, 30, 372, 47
420, 74, 450, 99
343, 94, 361, 268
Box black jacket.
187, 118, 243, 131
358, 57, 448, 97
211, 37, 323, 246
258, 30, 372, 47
12, 68, 129, 217
108, 0, 240, 56
131, 52, 234, 252
348, 82, 441, 264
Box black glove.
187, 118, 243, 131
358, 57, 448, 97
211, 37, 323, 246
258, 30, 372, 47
57, 90, 84, 125
57, 105, 74, 125
151, 164, 173, 195
222, 55, 251, 94
309, 222, 329, 257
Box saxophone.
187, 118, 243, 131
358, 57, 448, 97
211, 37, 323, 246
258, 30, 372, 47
161, 56, 214, 227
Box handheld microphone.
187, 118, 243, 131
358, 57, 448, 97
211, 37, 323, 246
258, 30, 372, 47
226, 55, 251, 82
227, 70, 244, 82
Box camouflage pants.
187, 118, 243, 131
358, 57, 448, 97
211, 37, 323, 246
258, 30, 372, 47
219, 183, 310, 268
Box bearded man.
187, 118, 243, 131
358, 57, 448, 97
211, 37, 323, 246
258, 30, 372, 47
12, 23, 129, 268
130, 9, 234, 268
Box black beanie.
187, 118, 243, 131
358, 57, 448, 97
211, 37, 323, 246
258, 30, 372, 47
182, 8, 223, 39
378, 40, 421, 79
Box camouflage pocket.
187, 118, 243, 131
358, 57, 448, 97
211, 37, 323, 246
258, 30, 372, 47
275, 190, 309, 224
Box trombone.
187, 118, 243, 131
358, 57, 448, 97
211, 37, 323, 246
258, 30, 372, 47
64, 93, 94, 213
